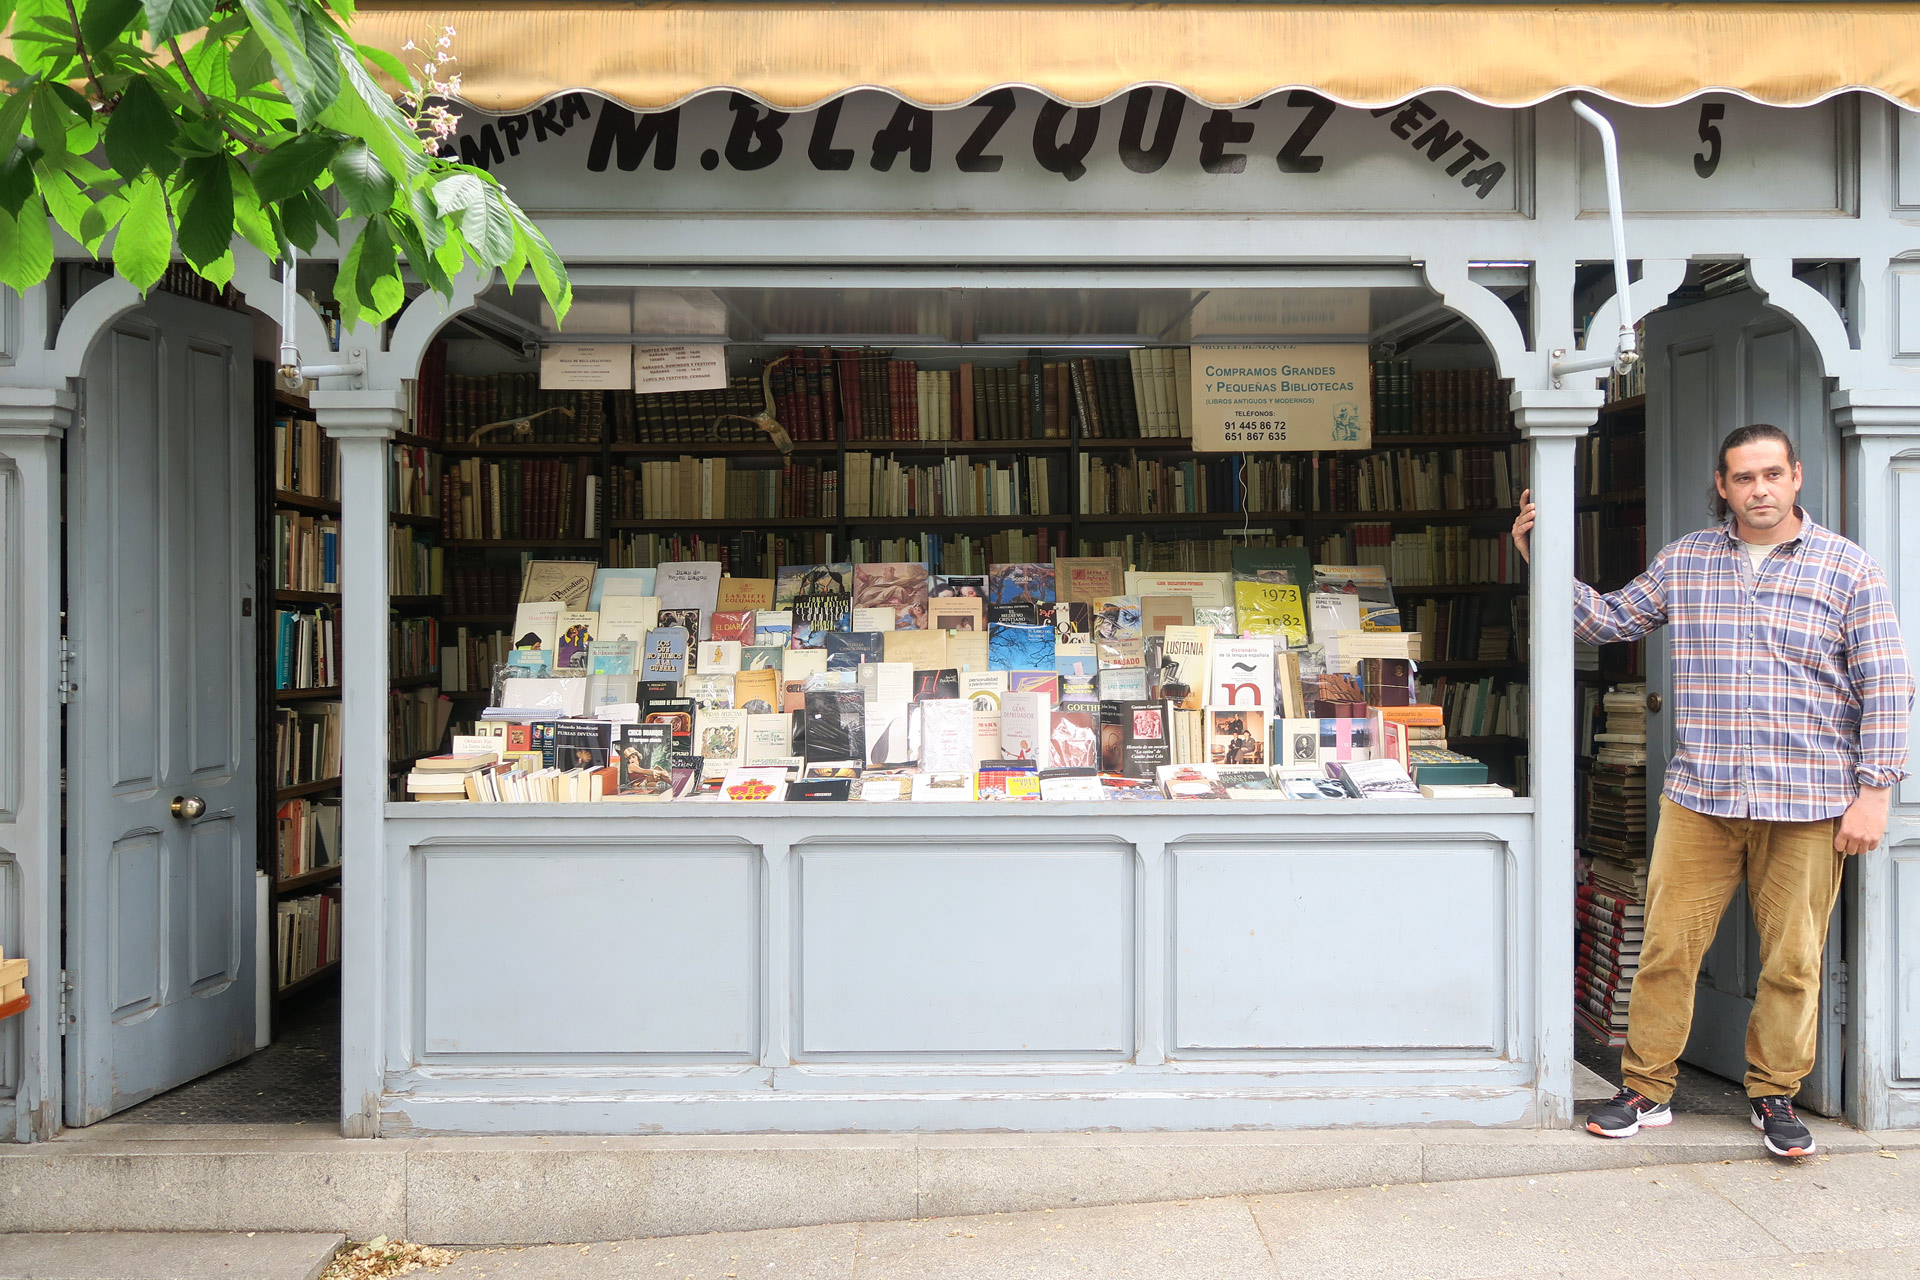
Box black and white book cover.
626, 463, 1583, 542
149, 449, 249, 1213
803, 689, 867, 764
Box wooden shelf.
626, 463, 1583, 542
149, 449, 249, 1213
439, 441, 606, 456
388, 749, 441, 772
844, 515, 1066, 528
390, 672, 440, 690
1452, 735, 1527, 748
1077, 508, 1521, 525
442, 613, 514, 626
275, 490, 339, 515
393, 430, 439, 448
389, 511, 440, 530
611, 517, 838, 530
1420, 659, 1520, 672
443, 538, 602, 550
1601, 395, 1646, 416
275, 959, 339, 1002
843, 438, 1073, 452
276, 776, 341, 801
272, 389, 312, 412
1394, 582, 1524, 595
1365, 433, 1523, 447
274, 864, 341, 896
275, 686, 340, 702
613, 441, 838, 456
444, 689, 491, 700
389, 595, 442, 610
274, 589, 340, 604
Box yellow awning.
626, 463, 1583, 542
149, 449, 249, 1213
350, 2, 1920, 114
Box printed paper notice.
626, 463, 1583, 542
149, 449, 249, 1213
634, 345, 729, 392
541, 345, 631, 390
1191, 344, 1371, 452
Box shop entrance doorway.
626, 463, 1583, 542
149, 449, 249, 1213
63, 294, 261, 1125
1642, 279, 1848, 1117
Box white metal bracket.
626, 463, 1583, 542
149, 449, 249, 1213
276, 250, 367, 390
1554, 99, 1641, 388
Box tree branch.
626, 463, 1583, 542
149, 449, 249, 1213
168, 38, 271, 155
62, 0, 109, 105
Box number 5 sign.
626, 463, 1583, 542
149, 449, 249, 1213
1576, 96, 1845, 214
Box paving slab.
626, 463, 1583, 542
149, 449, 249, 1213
1686, 1152, 1920, 1254
853, 1196, 1278, 1280
442, 1224, 862, 1280
405, 1136, 917, 1244
1246, 1163, 1788, 1280
0, 1232, 343, 1280
1683, 1248, 1920, 1279
913, 1129, 1424, 1217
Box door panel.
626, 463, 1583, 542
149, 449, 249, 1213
66, 295, 257, 1124
1643, 287, 1846, 1114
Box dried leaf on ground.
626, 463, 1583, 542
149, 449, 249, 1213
321, 1237, 457, 1280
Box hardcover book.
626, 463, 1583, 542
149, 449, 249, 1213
803, 689, 866, 763
1054, 555, 1124, 604
655, 562, 723, 639
853, 561, 932, 630
744, 712, 794, 764
988, 623, 1055, 672
1047, 709, 1100, 771
1138, 594, 1195, 636
825, 631, 885, 669
586, 640, 636, 675
709, 610, 757, 644
696, 639, 743, 674
640, 626, 690, 684
553, 719, 613, 771
882, 628, 949, 670
555, 611, 597, 673
912, 668, 961, 701
520, 561, 595, 608
686, 672, 735, 710
613, 724, 674, 799
1234, 579, 1308, 647
715, 576, 774, 611
753, 610, 793, 647
987, 562, 1056, 607
1209, 636, 1276, 709
1207, 707, 1267, 766
929, 596, 984, 631
588, 566, 657, 612
732, 667, 780, 714
597, 596, 659, 644
695, 707, 747, 768
1093, 596, 1143, 642
1097, 666, 1149, 702
850, 606, 897, 633
1157, 625, 1212, 711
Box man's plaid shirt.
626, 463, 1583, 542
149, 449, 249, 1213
1573, 510, 1913, 822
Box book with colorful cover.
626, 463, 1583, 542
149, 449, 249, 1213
555, 611, 597, 673
732, 666, 780, 715
987, 562, 1056, 607
694, 707, 747, 768
715, 576, 774, 612
853, 561, 932, 630
553, 719, 613, 771
1233, 579, 1308, 647
1206, 707, 1268, 766
709, 610, 757, 644
824, 631, 885, 669
988, 622, 1055, 671
1047, 708, 1100, 771
1209, 636, 1275, 709
1157, 763, 1229, 800
612, 723, 674, 799
640, 626, 690, 684
1093, 596, 1143, 642
1157, 625, 1212, 711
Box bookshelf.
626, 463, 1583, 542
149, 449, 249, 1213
263, 381, 345, 1006
413, 343, 1533, 780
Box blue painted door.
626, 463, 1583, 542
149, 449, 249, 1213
64, 296, 258, 1125
1643, 285, 1845, 1115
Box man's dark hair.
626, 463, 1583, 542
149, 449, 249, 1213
1710, 424, 1799, 522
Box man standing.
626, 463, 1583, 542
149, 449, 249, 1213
1513, 424, 1912, 1157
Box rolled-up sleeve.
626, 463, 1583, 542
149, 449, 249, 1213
1574, 547, 1671, 646
1844, 561, 1915, 789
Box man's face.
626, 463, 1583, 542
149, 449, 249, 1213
1715, 440, 1803, 534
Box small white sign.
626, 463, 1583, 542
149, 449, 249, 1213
540, 344, 632, 390
1190, 344, 1371, 452
634, 344, 729, 392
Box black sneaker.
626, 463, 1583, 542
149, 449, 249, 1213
1750, 1095, 1815, 1157
1586, 1087, 1674, 1137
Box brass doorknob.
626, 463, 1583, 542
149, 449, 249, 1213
1646, 693, 1663, 713
170, 796, 206, 820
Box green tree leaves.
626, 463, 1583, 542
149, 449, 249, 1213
0, 0, 571, 323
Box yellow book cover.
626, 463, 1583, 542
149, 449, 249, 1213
1233, 580, 1308, 647
716, 577, 775, 611
884, 628, 950, 669
732, 667, 780, 715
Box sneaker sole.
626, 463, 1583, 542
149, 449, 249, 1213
1752, 1112, 1815, 1157
1586, 1108, 1673, 1138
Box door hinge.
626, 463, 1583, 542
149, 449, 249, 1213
56, 969, 73, 1035
57, 635, 78, 703
1831, 959, 1849, 1027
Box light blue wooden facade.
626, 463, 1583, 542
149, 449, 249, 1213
1, 92, 1917, 1139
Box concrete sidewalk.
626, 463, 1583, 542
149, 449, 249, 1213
437, 1149, 1919, 1280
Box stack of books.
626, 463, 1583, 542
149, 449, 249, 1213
404, 752, 501, 801
1577, 682, 1651, 1045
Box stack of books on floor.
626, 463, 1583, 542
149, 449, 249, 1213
1577, 681, 1650, 1045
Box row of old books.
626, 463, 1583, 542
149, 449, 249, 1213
612, 375, 800, 444
274, 511, 338, 593
1318, 444, 1525, 512
390, 442, 441, 519
390, 686, 453, 767
842, 453, 1064, 518
276, 889, 340, 989
274, 702, 342, 789
388, 527, 443, 596
1579, 427, 1647, 498
1577, 508, 1649, 587
274, 797, 340, 881
274, 415, 338, 500
276, 607, 341, 690
610, 530, 842, 579
434, 375, 608, 445
614, 457, 840, 521
441, 457, 602, 541
1410, 595, 1522, 663
1371, 362, 1515, 437
1346, 524, 1520, 587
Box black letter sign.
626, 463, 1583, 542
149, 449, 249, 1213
1197, 107, 1256, 174
956, 89, 1016, 173
1275, 91, 1332, 173
1118, 88, 1185, 174
724, 94, 788, 171
871, 101, 935, 173
807, 98, 855, 171
1032, 101, 1100, 181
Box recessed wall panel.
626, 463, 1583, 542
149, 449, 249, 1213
187, 345, 234, 776
109, 832, 164, 1019
797, 842, 1132, 1055
187, 814, 239, 991
1896, 853, 1920, 1081
1172, 841, 1506, 1051
109, 328, 162, 790
419, 843, 759, 1057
